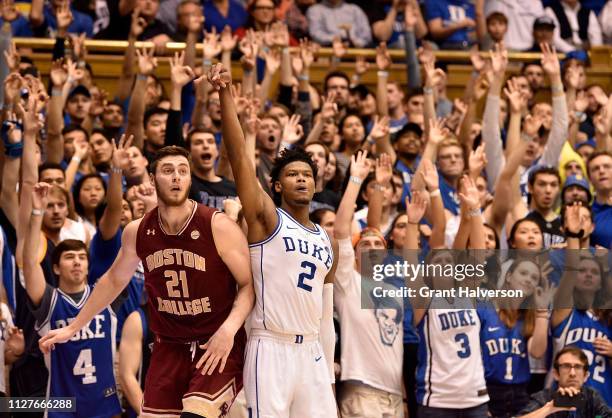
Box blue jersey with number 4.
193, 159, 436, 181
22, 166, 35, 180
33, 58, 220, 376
478, 307, 531, 385
416, 298, 488, 409
37, 286, 121, 418
553, 309, 612, 405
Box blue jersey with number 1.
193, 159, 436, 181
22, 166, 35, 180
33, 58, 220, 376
553, 309, 611, 405
37, 286, 121, 418
478, 306, 531, 385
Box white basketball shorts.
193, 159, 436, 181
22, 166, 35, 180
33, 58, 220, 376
244, 329, 336, 418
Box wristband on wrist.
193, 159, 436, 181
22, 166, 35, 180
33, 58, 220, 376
279, 140, 294, 151
373, 183, 385, 192
203, 59, 212, 66
467, 208, 481, 217
4, 142, 23, 158
429, 189, 441, 198
521, 132, 535, 142
377, 70, 389, 77
565, 229, 584, 239
110, 167, 123, 174
298, 74, 309, 81
31, 209, 43, 216
349, 176, 363, 185
423, 86, 433, 95
51, 88, 63, 97
551, 84, 564, 94
1, 103, 13, 111
282, 47, 289, 54
136, 74, 148, 81
574, 111, 587, 123
67, 76, 75, 85
407, 220, 420, 225
71, 155, 82, 164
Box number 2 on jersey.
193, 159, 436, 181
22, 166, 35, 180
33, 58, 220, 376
165, 270, 189, 298
73, 348, 97, 384
297, 261, 317, 292
584, 350, 607, 383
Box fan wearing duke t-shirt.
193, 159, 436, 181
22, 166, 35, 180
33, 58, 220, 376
425, 0, 482, 49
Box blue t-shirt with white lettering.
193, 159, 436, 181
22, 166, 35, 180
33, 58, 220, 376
424, 0, 475, 46
478, 305, 531, 385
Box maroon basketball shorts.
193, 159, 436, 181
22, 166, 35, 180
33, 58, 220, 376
141, 334, 245, 417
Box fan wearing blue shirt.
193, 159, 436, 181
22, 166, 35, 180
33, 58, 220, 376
0, 4, 33, 37
203, 0, 247, 33
30, 0, 94, 38
425, 0, 478, 49
587, 151, 612, 249
436, 137, 463, 215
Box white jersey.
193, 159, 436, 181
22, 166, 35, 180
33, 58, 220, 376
416, 297, 489, 409
0, 303, 14, 394
249, 208, 334, 335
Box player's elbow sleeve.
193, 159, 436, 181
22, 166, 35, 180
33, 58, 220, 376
321, 283, 335, 384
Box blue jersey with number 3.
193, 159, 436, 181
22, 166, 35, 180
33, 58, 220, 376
553, 309, 612, 405
37, 286, 121, 418
478, 306, 531, 385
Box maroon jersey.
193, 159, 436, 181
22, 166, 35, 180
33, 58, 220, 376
136, 203, 237, 342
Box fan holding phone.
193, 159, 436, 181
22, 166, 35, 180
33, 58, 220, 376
516, 346, 611, 417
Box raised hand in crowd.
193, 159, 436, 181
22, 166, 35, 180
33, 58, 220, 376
130, 7, 146, 39
203, 27, 222, 60
281, 114, 304, 146
135, 46, 157, 76
3, 41, 20, 73
220, 25, 238, 53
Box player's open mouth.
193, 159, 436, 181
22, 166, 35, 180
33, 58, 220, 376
268, 136, 276, 144
201, 153, 213, 162
296, 186, 308, 192
171, 186, 181, 192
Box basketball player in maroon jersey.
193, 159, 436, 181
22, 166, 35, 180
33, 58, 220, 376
39, 146, 254, 418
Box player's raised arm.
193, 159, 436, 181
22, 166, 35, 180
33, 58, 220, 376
208, 63, 277, 239
39, 219, 143, 353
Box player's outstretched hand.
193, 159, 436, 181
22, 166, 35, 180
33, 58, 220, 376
196, 325, 235, 375
206, 63, 232, 91
39, 325, 78, 354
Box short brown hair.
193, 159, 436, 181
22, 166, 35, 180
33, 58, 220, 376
486, 11, 508, 25
586, 150, 612, 178
553, 346, 589, 371
305, 141, 331, 163
185, 127, 216, 150
149, 146, 191, 174
52, 239, 88, 267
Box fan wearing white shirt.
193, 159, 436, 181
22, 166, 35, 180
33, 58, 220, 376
545, 0, 603, 52
334, 151, 405, 418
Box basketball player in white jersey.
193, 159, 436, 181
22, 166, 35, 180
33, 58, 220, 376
207, 63, 338, 417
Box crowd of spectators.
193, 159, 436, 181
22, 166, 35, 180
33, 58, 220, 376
0, 0, 610, 417
0, 0, 612, 51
